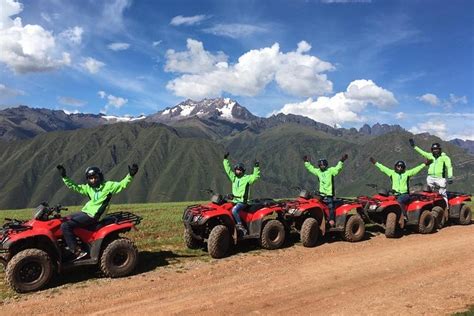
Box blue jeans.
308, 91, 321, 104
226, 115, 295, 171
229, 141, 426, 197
61, 212, 96, 251
396, 194, 411, 217
323, 196, 335, 222
232, 203, 247, 225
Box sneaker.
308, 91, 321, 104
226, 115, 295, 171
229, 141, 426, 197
73, 250, 88, 261
236, 224, 248, 235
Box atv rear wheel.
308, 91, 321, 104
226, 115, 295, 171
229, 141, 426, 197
343, 215, 365, 242
6, 249, 53, 293
260, 220, 286, 250
207, 225, 230, 259
417, 210, 435, 234
184, 228, 204, 249
431, 206, 446, 229
384, 212, 397, 238
458, 205, 472, 225
100, 238, 138, 278
300, 217, 319, 247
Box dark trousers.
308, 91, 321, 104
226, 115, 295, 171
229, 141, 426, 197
232, 203, 247, 225
61, 212, 96, 251
396, 194, 411, 217
323, 196, 335, 222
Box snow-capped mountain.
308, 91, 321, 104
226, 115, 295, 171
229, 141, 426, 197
146, 98, 258, 123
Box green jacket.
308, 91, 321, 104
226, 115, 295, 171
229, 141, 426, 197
304, 161, 343, 196
223, 159, 260, 203
374, 162, 425, 194
413, 146, 453, 178
62, 174, 133, 218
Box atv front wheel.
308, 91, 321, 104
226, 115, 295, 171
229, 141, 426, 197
343, 215, 365, 242
260, 220, 286, 250
417, 210, 435, 234
184, 228, 204, 249
100, 238, 138, 278
431, 206, 446, 230
384, 212, 397, 238
300, 217, 319, 247
458, 205, 472, 225
207, 225, 230, 259
6, 249, 53, 293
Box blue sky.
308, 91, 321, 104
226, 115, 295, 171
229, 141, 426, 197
0, 0, 473, 140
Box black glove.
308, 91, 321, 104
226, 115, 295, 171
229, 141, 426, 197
425, 159, 433, 166
303, 155, 309, 162
409, 138, 415, 147
447, 178, 453, 185
340, 154, 348, 162
254, 160, 260, 167
369, 157, 376, 164
224, 152, 230, 159
128, 163, 139, 177
56, 165, 66, 177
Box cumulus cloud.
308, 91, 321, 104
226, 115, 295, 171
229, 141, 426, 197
107, 42, 130, 51
277, 79, 398, 126
0, 83, 24, 99
59, 26, 83, 44
417, 93, 440, 106
98, 90, 128, 113
81, 57, 105, 74
170, 14, 208, 26
202, 23, 267, 38
0, 0, 71, 73
57, 96, 86, 106
165, 39, 334, 99
409, 120, 449, 140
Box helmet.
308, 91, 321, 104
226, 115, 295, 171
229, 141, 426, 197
394, 160, 406, 173
318, 159, 328, 168
431, 143, 441, 150
85, 166, 104, 187
233, 163, 245, 172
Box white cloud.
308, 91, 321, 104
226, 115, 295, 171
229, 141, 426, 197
170, 14, 208, 26
101, 0, 132, 30
59, 26, 83, 44
152, 40, 162, 47
98, 90, 106, 98
40, 12, 51, 23
409, 116, 474, 141
0, 0, 71, 73
97, 90, 128, 113
81, 57, 105, 74
165, 39, 335, 99
0, 83, 24, 99
107, 42, 130, 51
202, 23, 267, 38
396, 112, 405, 119
277, 79, 398, 126
417, 93, 440, 106
57, 96, 86, 106
409, 120, 449, 140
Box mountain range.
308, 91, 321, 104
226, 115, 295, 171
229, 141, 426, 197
0, 98, 472, 209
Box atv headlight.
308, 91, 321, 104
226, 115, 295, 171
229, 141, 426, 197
287, 208, 297, 215
193, 215, 203, 223
369, 204, 378, 210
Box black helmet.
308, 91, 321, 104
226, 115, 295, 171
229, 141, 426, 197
85, 166, 104, 187
394, 160, 406, 173
233, 163, 245, 172
318, 159, 328, 168
431, 143, 441, 150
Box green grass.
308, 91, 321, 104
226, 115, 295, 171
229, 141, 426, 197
454, 305, 474, 316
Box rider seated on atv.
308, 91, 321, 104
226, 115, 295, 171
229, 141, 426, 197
56, 163, 138, 260
223, 152, 260, 235
369, 157, 432, 218
303, 154, 348, 227
409, 139, 453, 206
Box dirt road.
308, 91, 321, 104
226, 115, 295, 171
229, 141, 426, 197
2, 225, 474, 315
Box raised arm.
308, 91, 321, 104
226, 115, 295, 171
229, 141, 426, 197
406, 163, 426, 177
223, 156, 236, 182
374, 162, 394, 177
414, 146, 433, 159
445, 156, 453, 179
330, 160, 344, 176
304, 161, 320, 177
57, 165, 89, 196
248, 161, 261, 184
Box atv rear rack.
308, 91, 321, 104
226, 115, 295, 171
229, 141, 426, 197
106, 212, 142, 226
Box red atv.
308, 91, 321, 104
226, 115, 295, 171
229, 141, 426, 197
0, 203, 141, 293
283, 189, 366, 247
182, 191, 287, 258
361, 184, 436, 235
412, 184, 449, 229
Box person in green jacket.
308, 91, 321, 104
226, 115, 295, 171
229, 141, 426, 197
223, 152, 260, 235
304, 154, 348, 227
409, 139, 453, 204
369, 157, 432, 216
56, 164, 138, 260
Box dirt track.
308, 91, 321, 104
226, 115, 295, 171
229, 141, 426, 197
1, 224, 474, 315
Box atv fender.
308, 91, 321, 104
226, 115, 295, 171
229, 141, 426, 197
448, 204, 462, 218
6, 234, 60, 265
248, 212, 282, 236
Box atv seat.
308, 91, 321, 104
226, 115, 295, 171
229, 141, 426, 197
245, 199, 277, 213
85, 216, 117, 231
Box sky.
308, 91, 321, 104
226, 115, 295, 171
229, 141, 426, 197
0, 0, 473, 140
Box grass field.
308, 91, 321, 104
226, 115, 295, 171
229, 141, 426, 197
0, 200, 473, 309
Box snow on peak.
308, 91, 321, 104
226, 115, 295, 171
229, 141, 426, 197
179, 104, 196, 116
219, 100, 236, 120
102, 115, 146, 122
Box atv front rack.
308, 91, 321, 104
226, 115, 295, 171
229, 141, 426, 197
105, 212, 142, 226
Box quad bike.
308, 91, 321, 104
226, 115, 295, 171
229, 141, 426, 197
361, 184, 437, 235
182, 190, 288, 259
419, 184, 472, 227
283, 189, 366, 247
0, 203, 142, 293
